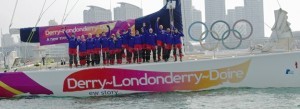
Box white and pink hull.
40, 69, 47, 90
1, 51, 300, 98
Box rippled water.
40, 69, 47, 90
1, 88, 300, 109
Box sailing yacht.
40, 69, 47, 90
1, 0, 300, 98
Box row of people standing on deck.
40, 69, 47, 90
143, 17, 185, 63
63, 20, 184, 68
64, 26, 145, 68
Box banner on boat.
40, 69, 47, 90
63, 60, 251, 94
38, 19, 135, 46
0, 60, 251, 98
0, 72, 53, 98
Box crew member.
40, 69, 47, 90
108, 34, 117, 65
143, 23, 157, 62
93, 34, 102, 65
127, 29, 135, 64
156, 17, 165, 62
141, 26, 147, 63
121, 24, 131, 62
115, 31, 123, 64
63, 28, 78, 68
100, 25, 111, 65
77, 35, 87, 66
163, 28, 173, 62
134, 30, 143, 64
86, 33, 95, 67
173, 28, 184, 62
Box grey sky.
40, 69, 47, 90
0, 0, 299, 38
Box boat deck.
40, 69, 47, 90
1, 49, 298, 72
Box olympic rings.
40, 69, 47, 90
188, 19, 253, 50
232, 19, 253, 40
222, 29, 243, 50
199, 30, 220, 51
188, 21, 208, 41
210, 20, 231, 41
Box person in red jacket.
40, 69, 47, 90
86, 33, 95, 67
156, 17, 165, 62
108, 34, 117, 65
77, 35, 87, 66
134, 30, 143, 64
121, 24, 131, 63
127, 30, 135, 64
63, 28, 78, 68
143, 23, 157, 62
100, 25, 111, 65
93, 34, 102, 65
115, 31, 123, 64
173, 28, 184, 62
141, 26, 147, 63
163, 28, 173, 62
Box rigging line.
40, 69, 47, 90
28, 0, 58, 43
9, 0, 19, 29
27, 0, 46, 43
264, 23, 272, 29
40, 0, 58, 19
61, 0, 70, 25
26, 31, 34, 42
25, 0, 47, 64
38, 0, 47, 20
34, 0, 47, 27
276, 0, 282, 9
62, 0, 80, 24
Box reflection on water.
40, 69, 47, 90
1, 88, 300, 109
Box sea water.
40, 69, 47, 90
1, 88, 300, 109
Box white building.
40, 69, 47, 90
191, 7, 202, 38
41, 44, 68, 59
83, 6, 112, 23
226, 9, 236, 25
49, 19, 58, 26
235, 6, 246, 20
114, 2, 143, 21
244, 0, 264, 39
205, 0, 226, 42
225, 9, 241, 45
180, 0, 193, 43
234, 6, 249, 43
1, 34, 15, 47
205, 0, 226, 24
